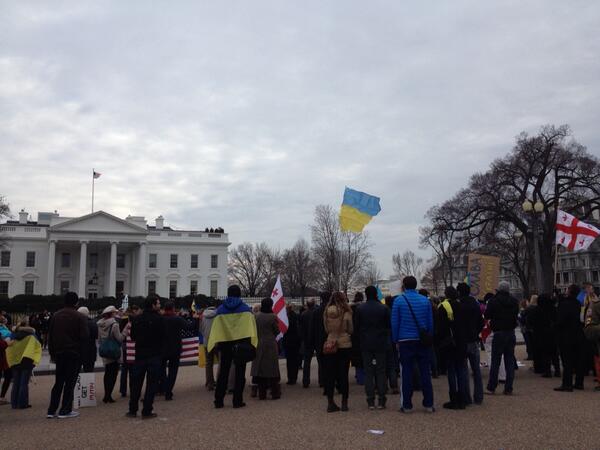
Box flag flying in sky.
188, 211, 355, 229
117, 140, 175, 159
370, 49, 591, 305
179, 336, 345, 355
271, 275, 288, 338
339, 187, 381, 233
555, 210, 600, 251
93, 170, 101, 179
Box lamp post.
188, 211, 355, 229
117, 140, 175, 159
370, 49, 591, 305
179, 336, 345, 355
522, 199, 545, 294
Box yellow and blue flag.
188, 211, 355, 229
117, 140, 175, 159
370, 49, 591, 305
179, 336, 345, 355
206, 297, 258, 352
339, 187, 381, 232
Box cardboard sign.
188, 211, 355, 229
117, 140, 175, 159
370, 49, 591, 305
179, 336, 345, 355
73, 372, 97, 409
467, 253, 501, 299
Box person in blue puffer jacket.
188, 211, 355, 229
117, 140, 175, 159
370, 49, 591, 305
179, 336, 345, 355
391, 276, 434, 413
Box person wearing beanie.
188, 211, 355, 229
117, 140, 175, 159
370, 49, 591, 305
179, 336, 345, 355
485, 281, 519, 395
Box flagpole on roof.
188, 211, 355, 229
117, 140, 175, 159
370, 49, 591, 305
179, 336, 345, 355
91, 168, 95, 213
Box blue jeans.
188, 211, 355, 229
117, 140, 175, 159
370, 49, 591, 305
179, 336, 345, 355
465, 341, 483, 404
487, 330, 516, 393
11, 367, 32, 409
397, 341, 434, 409
446, 355, 469, 404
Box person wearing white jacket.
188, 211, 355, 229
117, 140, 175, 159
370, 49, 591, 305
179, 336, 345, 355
97, 306, 123, 404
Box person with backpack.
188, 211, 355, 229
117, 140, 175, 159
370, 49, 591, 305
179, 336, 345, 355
97, 305, 123, 404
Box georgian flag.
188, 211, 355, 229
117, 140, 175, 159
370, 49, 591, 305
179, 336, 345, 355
271, 275, 288, 340
555, 210, 600, 251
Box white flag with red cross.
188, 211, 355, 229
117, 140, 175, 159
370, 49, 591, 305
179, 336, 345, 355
271, 275, 288, 338
555, 210, 600, 251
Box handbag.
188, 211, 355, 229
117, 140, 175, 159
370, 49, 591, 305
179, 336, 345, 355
403, 295, 433, 348
322, 339, 338, 355
98, 323, 121, 360
233, 340, 256, 364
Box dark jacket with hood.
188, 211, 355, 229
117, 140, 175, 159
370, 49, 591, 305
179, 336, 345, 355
459, 295, 485, 343
130, 309, 165, 361
484, 291, 519, 332
355, 298, 391, 353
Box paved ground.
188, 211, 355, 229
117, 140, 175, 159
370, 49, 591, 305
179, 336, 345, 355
1, 346, 598, 449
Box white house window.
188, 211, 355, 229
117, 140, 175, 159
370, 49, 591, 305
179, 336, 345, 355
61, 253, 71, 268
169, 280, 177, 298
60, 280, 70, 294
89, 253, 98, 269
117, 253, 125, 269
210, 254, 218, 269
1, 251, 10, 267
149, 253, 157, 268
210, 279, 218, 297
24, 280, 34, 295
190, 280, 198, 295
0, 281, 8, 298
170, 254, 178, 269
191, 254, 198, 269
148, 280, 156, 295
593, 271, 599, 283
26, 251, 36, 268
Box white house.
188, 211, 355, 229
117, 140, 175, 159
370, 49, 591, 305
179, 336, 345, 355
0, 210, 230, 299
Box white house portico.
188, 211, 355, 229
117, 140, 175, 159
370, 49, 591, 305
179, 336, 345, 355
0, 210, 230, 299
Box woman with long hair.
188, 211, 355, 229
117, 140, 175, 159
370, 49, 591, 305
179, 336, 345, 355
250, 298, 281, 400
322, 292, 353, 412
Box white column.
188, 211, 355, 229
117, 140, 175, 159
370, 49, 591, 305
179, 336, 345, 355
108, 241, 117, 298
78, 241, 88, 299
137, 242, 147, 296
46, 240, 57, 294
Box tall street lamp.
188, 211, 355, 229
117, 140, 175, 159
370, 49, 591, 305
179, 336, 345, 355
522, 199, 545, 294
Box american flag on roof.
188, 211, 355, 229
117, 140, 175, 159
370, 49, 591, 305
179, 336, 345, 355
125, 326, 199, 363
93, 170, 101, 179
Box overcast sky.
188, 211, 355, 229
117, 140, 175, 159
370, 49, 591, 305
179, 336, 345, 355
1, 1, 599, 277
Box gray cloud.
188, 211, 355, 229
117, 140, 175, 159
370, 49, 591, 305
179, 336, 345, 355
1, 1, 600, 276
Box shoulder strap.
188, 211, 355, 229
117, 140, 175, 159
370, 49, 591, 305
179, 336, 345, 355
403, 295, 423, 331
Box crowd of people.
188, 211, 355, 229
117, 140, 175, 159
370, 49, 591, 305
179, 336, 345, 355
0, 276, 599, 419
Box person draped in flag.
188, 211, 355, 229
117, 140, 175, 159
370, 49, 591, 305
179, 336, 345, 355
207, 285, 257, 409
250, 298, 281, 400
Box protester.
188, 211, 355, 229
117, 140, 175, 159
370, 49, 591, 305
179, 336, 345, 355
6, 320, 41, 409
251, 298, 281, 400
199, 305, 218, 391
485, 281, 519, 395
355, 285, 390, 410
436, 286, 468, 410
40, 310, 51, 349
127, 296, 165, 419
384, 296, 400, 394
391, 276, 435, 413
528, 294, 560, 378
555, 285, 586, 392
310, 292, 331, 392
97, 305, 123, 403
457, 282, 485, 406
208, 285, 257, 409
350, 292, 365, 386
77, 307, 98, 373
282, 303, 301, 386
159, 302, 186, 401
47, 292, 89, 419
322, 292, 353, 412
583, 282, 600, 390
0, 315, 12, 405
299, 298, 317, 388
119, 305, 141, 397
519, 296, 537, 361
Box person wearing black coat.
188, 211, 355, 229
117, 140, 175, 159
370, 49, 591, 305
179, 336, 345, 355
355, 286, 390, 409
299, 299, 317, 388
309, 292, 331, 390
159, 302, 187, 400
350, 293, 365, 386
77, 307, 98, 373
282, 305, 302, 385
436, 286, 469, 410
457, 283, 485, 405
554, 285, 586, 392
527, 294, 561, 378
127, 296, 166, 419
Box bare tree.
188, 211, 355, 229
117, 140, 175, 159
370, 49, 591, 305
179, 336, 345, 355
357, 261, 382, 287
392, 250, 424, 281
228, 242, 271, 296
311, 204, 373, 292
0, 196, 10, 249
282, 238, 316, 302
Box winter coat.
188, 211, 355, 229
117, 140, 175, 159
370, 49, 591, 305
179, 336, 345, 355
130, 310, 165, 361
97, 317, 123, 364
251, 312, 280, 378
355, 299, 391, 353
555, 295, 585, 345
350, 303, 363, 367
300, 306, 316, 352
484, 291, 519, 332
48, 306, 89, 359
311, 305, 328, 356
282, 309, 301, 352
200, 307, 217, 344
436, 299, 468, 359
391, 290, 434, 342
459, 295, 485, 343
324, 305, 353, 349
81, 318, 98, 369
163, 313, 187, 358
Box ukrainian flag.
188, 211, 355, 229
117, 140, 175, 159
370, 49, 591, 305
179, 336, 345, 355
339, 187, 381, 232
206, 299, 258, 352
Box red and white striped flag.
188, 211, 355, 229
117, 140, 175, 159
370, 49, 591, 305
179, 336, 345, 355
125, 328, 199, 363
93, 170, 101, 179
556, 210, 600, 251
271, 275, 288, 340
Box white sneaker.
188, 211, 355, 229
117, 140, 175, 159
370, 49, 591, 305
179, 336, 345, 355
58, 411, 80, 419
46, 414, 56, 419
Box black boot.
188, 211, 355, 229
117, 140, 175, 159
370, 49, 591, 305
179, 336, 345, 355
341, 397, 348, 412
327, 396, 340, 413
443, 391, 459, 410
